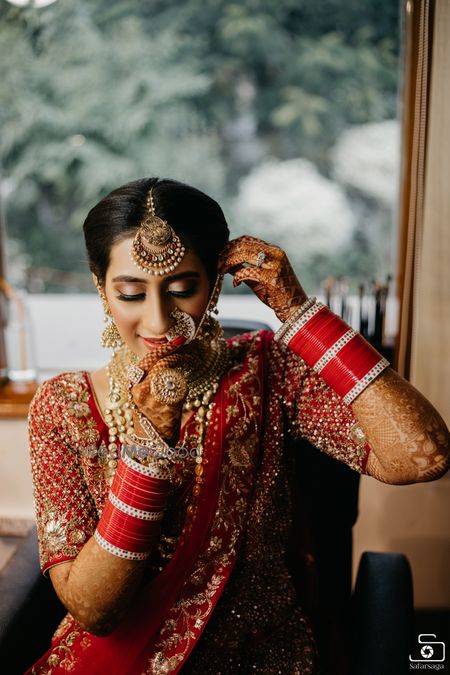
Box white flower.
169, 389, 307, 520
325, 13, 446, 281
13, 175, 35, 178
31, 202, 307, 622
235, 158, 354, 260
332, 120, 400, 206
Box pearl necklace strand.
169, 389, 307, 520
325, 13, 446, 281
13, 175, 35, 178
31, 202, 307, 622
104, 357, 136, 486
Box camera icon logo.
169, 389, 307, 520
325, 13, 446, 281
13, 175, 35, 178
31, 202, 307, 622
409, 634, 446, 663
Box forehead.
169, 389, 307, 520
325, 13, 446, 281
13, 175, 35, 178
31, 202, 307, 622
106, 236, 206, 281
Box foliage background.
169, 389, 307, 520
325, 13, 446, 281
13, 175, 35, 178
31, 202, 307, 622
0, 0, 400, 293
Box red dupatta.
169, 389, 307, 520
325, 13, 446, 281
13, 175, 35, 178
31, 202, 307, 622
28, 331, 270, 675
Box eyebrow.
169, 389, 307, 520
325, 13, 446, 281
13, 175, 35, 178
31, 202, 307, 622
111, 271, 201, 283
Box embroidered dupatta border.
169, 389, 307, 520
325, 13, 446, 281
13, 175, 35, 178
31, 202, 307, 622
145, 330, 270, 673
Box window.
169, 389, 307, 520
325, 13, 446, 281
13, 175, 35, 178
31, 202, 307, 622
1, 0, 400, 296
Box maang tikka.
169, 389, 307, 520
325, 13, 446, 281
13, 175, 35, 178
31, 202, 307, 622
130, 190, 186, 275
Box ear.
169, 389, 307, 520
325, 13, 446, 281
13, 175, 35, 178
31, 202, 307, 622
92, 274, 108, 306
92, 273, 102, 292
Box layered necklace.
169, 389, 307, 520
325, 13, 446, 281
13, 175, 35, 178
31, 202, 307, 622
102, 323, 230, 492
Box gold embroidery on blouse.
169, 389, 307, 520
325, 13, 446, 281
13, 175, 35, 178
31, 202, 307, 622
280, 343, 370, 472
54, 372, 100, 446
40, 503, 88, 562
29, 372, 101, 574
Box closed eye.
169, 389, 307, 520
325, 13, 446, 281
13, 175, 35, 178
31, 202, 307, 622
116, 293, 145, 302
168, 288, 197, 298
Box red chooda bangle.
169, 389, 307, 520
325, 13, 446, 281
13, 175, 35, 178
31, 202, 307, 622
277, 301, 389, 404
94, 454, 172, 560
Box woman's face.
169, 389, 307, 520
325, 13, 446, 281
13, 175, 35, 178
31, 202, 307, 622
103, 237, 211, 358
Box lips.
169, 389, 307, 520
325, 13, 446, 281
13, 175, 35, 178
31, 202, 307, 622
141, 337, 167, 343
139, 335, 186, 350
140, 336, 168, 349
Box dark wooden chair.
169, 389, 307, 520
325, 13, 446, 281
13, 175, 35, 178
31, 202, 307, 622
288, 436, 414, 675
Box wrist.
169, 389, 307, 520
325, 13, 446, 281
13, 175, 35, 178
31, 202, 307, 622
276, 293, 310, 323
274, 296, 317, 341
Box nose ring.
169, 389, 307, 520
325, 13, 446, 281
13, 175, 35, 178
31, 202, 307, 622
166, 308, 196, 343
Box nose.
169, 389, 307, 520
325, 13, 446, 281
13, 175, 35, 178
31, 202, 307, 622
139, 292, 172, 338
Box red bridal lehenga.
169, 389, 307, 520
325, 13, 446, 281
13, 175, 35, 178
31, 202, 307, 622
27, 330, 370, 675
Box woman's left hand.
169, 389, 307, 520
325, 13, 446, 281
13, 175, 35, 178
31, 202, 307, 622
219, 235, 308, 323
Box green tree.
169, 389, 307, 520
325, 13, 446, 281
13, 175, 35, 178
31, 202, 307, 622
0, 0, 399, 290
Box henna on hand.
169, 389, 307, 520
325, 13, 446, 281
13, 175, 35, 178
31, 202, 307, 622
219, 235, 308, 322
131, 339, 191, 445
352, 368, 450, 484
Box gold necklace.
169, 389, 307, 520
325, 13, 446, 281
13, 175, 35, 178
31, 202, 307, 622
182, 335, 229, 411
103, 347, 138, 485
102, 329, 230, 487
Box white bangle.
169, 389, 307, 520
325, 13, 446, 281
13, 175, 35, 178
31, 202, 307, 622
274, 296, 317, 342
94, 529, 151, 561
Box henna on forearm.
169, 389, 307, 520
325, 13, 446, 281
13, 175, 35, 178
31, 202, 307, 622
50, 535, 152, 636
352, 368, 450, 484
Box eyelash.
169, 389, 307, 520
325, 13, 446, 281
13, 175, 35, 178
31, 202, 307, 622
117, 288, 197, 302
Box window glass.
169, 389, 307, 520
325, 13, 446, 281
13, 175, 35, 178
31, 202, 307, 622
0, 0, 400, 295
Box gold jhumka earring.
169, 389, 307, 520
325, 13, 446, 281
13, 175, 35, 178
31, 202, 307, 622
94, 279, 124, 351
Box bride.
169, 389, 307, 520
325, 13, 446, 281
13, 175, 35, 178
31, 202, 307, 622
26, 177, 449, 674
